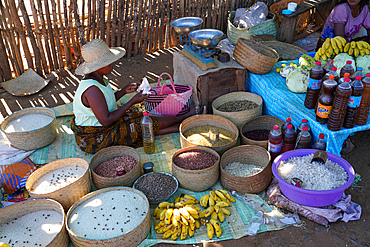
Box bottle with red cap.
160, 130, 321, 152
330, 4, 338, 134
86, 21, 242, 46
323, 66, 339, 82
281, 116, 295, 137
304, 61, 324, 109
282, 124, 296, 153
327, 78, 353, 131
340, 60, 355, 78
295, 126, 311, 149
323, 58, 334, 74
268, 125, 283, 160
316, 74, 338, 124
343, 75, 364, 128
356, 73, 370, 125
312, 133, 327, 151
338, 72, 352, 84
352, 67, 364, 80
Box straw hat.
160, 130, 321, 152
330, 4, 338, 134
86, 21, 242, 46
0, 68, 50, 96
75, 39, 126, 75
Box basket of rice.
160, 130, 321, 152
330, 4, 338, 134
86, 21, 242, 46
240, 115, 285, 149
212, 92, 263, 129
272, 149, 355, 207
89, 146, 141, 190
0, 199, 69, 247
0, 107, 57, 150
220, 145, 272, 193
66, 187, 150, 247
172, 146, 220, 192
26, 158, 91, 211
233, 38, 279, 74
180, 114, 239, 155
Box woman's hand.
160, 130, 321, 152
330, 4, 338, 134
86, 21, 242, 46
129, 91, 149, 105
123, 82, 141, 94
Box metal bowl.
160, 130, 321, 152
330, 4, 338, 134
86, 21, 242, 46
188, 29, 224, 49
171, 17, 203, 36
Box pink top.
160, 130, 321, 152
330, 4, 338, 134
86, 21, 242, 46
322, 3, 370, 41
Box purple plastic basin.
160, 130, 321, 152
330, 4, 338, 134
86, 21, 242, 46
272, 149, 355, 207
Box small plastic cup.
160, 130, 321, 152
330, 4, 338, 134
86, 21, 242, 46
288, 2, 297, 12
143, 162, 154, 174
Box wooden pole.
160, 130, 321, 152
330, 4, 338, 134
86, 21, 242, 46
81, 0, 86, 40
57, 0, 73, 70
126, 0, 136, 57
170, 0, 178, 47
0, 31, 12, 80
122, 0, 130, 47
73, 0, 86, 47
153, 0, 162, 52
116, 0, 124, 46
43, 0, 60, 69
99, 0, 105, 40
92, 0, 97, 39
179, 0, 184, 17
87, 0, 92, 41
142, 0, 153, 55
64, 0, 75, 65
106, 0, 113, 44
111, 0, 118, 46
138, 0, 148, 54
164, 0, 171, 49
134, 0, 144, 56
50, 0, 65, 68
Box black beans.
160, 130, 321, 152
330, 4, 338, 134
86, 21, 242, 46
134, 172, 177, 201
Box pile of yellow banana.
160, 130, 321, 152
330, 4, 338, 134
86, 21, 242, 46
199, 189, 235, 239
343, 40, 370, 57
315, 36, 347, 60
153, 194, 201, 240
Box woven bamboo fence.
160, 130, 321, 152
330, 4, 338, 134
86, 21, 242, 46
0, 0, 278, 82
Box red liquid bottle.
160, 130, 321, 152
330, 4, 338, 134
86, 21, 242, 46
327, 78, 353, 131
338, 73, 351, 84
312, 133, 327, 151
316, 74, 337, 124
352, 67, 364, 80
304, 61, 324, 109
343, 76, 364, 128
323, 66, 339, 82
281, 116, 295, 138
340, 60, 355, 78
268, 125, 283, 160
323, 58, 334, 74
282, 124, 296, 153
295, 126, 311, 149
297, 119, 311, 136
356, 73, 370, 125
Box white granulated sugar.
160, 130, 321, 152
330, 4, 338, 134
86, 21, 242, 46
224, 162, 264, 177
32, 166, 86, 194
68, 190, 148, 240
0, 210, 63, 246
5, 114, 53, 133
277, 154, 348, 191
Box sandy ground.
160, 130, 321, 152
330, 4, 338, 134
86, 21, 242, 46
0, 47, 369, 246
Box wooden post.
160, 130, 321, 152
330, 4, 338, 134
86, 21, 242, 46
138, 0, 149, 54
142, 0, 154, 55
87, 0, 92, 41
111, 0, 118, 46
43, 0, 60, 69
158, 0, 165, 50
64, 0, 75, 65
116, 0, 124, 46
92, 0, 97, 39
134, 0, 144, 56
50, 0, 65, 68
106, 0, 113, 44
0, 32, 12, 80
73, 0, 86, 46
99, 0, 106, 40
179, 0, 184, 17
122, 0, 131, 47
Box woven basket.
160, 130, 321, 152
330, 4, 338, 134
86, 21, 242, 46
180, 114, 239, 155
227, 11, 278, 45
234, 38, 279, 74
66, 187, 151, 247
26, 158, 91, 211
89, 146, 141, 190
212, 92, 263, 129
240, 115, 285, 149
270, 0, 310, 35
220, 145, 272, 193
0, 107, 57, 150
261, 41, 308, 61
0, 199, 69, 247
172, 146, 220, 192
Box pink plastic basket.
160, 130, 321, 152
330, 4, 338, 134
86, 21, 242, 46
144, 73, 193, 117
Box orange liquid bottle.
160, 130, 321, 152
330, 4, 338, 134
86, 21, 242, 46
343, 76, 364, 128
316, 74, 337, 124
304, 61, 324, 109
340, 61, 355, 78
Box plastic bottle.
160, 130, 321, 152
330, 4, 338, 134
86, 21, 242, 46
312, 133, 327, 151
323, 66, 339, 82
246, 210, 265, 236
282, 124, 297, 153
352, 67, 364, 80
323, 58, 334, 74
304, 61, 324, 109
281, 116, 295, 137
297, 118, 311, 136
343, 76, 364, 128
356, 73, 370, 125
268, 125, 283, 160
327, 78, 353, 131
340, 60, 355, 78
338, 72, 351, 84
141, 112, 155, 154
316, 74, 338, 124
231, 190, 260, 210
295, 126, 311, 149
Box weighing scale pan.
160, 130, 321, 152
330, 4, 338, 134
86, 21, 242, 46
171, 17, 203, 36
188, 29, 224, 49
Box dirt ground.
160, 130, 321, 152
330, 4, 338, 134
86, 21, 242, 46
0, 47, 369, 246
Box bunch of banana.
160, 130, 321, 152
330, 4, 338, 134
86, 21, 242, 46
344, 40, 370, 57
153, 194, 201, 240
315, 36, 347, 61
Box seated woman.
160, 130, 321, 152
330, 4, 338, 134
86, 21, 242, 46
71, 39, 195, 153
316, 0, 370, 49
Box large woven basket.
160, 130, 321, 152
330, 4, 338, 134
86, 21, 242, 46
227, 11, 278, 45
66, 187, 151, 247
180, 114, 239, 155
0, 107, 57, 150
89, 146, 141, 190
220, 145, 272, 193
233, 38, 279, 75
172, 146, 220, 192
240, 115, 285, 149
26, 158, 91, 211
212, 92, 263, 129
0, 199, 69, 247
261, 41, 308, 61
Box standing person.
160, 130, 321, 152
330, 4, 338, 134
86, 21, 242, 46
71, 39, 195, 153
316, 0, 370, 50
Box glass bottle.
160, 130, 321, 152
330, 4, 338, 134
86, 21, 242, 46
141, 112, 155, 154
343, 76, 364, 128
304, 61, 324, 109
340, 60, 355, 78
295, 126, 311, 149
316, 74, 337, 124
282, 124, 296, 153
356, 73, 370, 125
312, 133, 327, 151
268, 125, 283, 160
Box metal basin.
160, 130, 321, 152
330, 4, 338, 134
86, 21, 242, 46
171, 17, 203, 36
188, 29, 224, 49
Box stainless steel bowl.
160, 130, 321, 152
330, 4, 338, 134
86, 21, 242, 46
188, 29, 224, 49
171, 17, 203, 36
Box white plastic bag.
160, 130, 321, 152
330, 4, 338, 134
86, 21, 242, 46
233, 2, 268, 29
